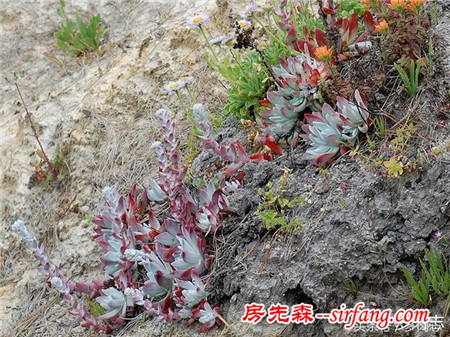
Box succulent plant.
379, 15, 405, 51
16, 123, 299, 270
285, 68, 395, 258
99, 235, 129, 277
124, 287, 145, 306
257, 51, 331, 147
177, 272, 207, 307
12, 104, 251, 333
301, 90, 371, 165
194, 103, 264, 176
12, 220, 112, 332
96, 287, 127, 320
141, 251, 174, 299
336, 89, 371, 142
147, 179, 166, 202
301, 103, 344, 165
197, 302, 221, 333
172, 226, 207, 277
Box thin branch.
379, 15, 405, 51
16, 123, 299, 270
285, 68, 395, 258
14, 84, 59, 180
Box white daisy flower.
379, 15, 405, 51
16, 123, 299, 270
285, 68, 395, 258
241, 3, 258, 19
180, 75, 195, 85
236, 19, 252, 30
187, 14, 210, 28
164, 80, 185, 92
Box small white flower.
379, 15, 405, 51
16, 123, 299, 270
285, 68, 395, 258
236, 20, 252, 30
179, 75, 195, 85
164, 80, 185, 92
187, 14, 210, 28
241, 3, 258, 19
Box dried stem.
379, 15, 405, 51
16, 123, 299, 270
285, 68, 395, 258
14, 83, 59, 180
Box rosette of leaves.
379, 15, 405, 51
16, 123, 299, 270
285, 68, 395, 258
301, 103, 344, 165
301, 89, 370, 165
54, 0, 106, 56
223, 43, 287, 120
257, 52, 331, 147
140, 251, 174, 298
336, 89, 371, 141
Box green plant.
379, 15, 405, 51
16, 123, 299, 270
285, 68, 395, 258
394, 59, 421, 96
383, 156, 404, 178
81, 214, 94, 228
402, 249, 450, 307
223, 51, 273, 120
255, 169, 306, 232
380, 123, 421, 178
421, 249, 450, 297
424, 38, 435, 76
54, 0, 106, 56
373, 116, 386, 138
430, 2, 438, 23
337, 0, 367, 17
344, 278, 359, 296
402, 264, 430, 306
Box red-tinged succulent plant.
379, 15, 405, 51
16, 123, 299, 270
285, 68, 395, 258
301, 90, 371, 166
301, 103, 344, 165
193, 103, 265, 176
257, 50, 331, 149
12, 220, 112, 333
276, 0, 374, 60
13, 104, 251, 333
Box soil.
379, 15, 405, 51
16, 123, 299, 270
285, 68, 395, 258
0, 0, 449, 337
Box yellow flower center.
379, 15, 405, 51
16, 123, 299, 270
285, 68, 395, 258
238, 22, 246, 28
170, 83, 180, 89
193, 17, 203, 23
181, 77, 188, 82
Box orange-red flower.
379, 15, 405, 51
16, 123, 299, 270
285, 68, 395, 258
361, 0, 383, 8
375, 20, 389, 33
409, 0, 427, 10
388, 0, 408, 10
315, 46, 333, 61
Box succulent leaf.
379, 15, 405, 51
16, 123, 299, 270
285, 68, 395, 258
96, 287, 127, 320
301, 91, 370, 165
257, 52, 331, 146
